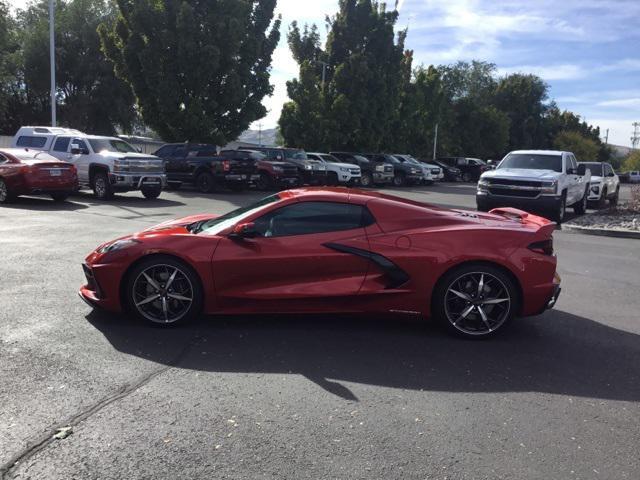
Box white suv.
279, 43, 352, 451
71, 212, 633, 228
307, 153, 361, 185
579, 162, 620, 207
11, 126, 166, 199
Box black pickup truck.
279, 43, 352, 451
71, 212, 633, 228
153, 143, 257, 193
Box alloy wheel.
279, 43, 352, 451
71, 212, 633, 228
0, 180, 7, 202
444, 272, 511, 336
94, 177, 106, 198
132, 264, 194, 324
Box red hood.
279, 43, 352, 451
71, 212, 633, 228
143, 214, 218, 231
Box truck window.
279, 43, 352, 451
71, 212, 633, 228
16, 136, 47, 148
498, 153, 563, 173
154, 145, 176, 157
53, 137, 72, 152
71, 138, 90, 152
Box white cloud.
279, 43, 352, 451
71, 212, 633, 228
597, 98, 640, 109
497, 64, 586, 81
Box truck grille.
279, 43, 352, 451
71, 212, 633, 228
124, 158, 165, 173
488, 178, 543, 188
431, 168, 441, 175
350, 168, 360, 175
488, 187, 540, 198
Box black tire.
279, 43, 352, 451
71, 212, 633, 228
360, 172, 373, 188
573, 187, 588, 215
610, 186, 620, 206
0, 178, 15, 203
432, 263, 519, 339
125, 255, 203, 326
392, 173, 406, 187
92, 171, 114, 200
256, 172, 273, 191
195, 171, 215, 193
552, 192, 566, 224
598, 187, 607, 209
50, 192, 69, 202
141, 186, 162, 199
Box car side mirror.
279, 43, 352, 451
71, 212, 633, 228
607, 172, 615, 177
576, 165, 587, 176
70, 144, 89, 155
229, 222, 259, 240
567, 167, 577, 175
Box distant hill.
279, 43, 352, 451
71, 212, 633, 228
239, 128, 278, 146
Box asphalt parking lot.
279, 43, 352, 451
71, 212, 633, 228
1, 183, 639, 480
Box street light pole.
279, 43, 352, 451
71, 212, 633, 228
49, 0, 56, 127
432, 123, 438, 160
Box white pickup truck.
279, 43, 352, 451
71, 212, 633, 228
11, 126, 166, 200
476, 149, 591, 223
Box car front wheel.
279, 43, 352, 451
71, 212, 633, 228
573, 188, 588, 215
93, 172, 114, 200
360, 172, 373, 187
0, 178, 15, 203
141, 186, 162, 199
126, 255, 203, 326
433, 264, 518, 339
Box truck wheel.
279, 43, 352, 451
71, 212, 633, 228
392, 173, 406, 187
50, 193, 69, 202
196, 172, 215, 193
598, 187, 607, 209
610, 186, 620, 206
552, 193, 566, 224
360, 173, 373, 187
141, 186, 162, 199
256, 172, 273, 191
573, 187, 588, 215
92, 172, 114, 200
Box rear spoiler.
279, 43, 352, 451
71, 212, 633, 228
489, 207, 556, 236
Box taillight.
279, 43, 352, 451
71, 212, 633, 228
222, 160, 230, 172
528, 239, 554, 255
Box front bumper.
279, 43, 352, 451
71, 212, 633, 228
477, 192, 561, 214
110, 172, 167, 190
79, 261, 124, 313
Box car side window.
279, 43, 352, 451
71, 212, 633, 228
253, 202, 373, 238
16, 136, 47, 148
53, 137, 72, 152
155, 145, 175, 157
70, 138, 89, 152
173, 145, 188, 157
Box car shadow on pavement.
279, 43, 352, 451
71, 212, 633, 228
86, 309, 640, 403
0, 196, 90, 211
73, 191, 186, 209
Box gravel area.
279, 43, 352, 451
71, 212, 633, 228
566, 203, 640, 232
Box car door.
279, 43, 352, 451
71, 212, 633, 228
156, 145, 177, 176
67, 137, 92, 182
211, 201, 373, 313
50, 136, 72, 161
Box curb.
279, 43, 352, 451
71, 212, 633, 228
562, 224, 640, 240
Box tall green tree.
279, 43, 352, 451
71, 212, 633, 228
552, 130, 599, 161
100, 0, 281, 144
15, 0, 136, 135
279, 0, 410, 151
0, 0, 23, 134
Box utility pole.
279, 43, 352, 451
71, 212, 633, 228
631, 122, 640, 150
604, 129, 609, 145
317, 61, 329, 90
49, 0, 56, 127
432, 123, 438, 160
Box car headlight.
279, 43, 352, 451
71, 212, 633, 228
541, 180, 558, 194
98, 238, 140, 254
316, 165, 326, 171
340, 167, 350, 172
113, 159, 131, 173
304, 164, 312, 170
590, 183, 600, 193
477, 178, 490, 192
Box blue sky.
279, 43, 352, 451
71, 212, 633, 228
259, 0, 640, 147
11, 0, 640, 146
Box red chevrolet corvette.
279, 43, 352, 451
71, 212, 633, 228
80, 188, 561, 338
0, 148, 78, 203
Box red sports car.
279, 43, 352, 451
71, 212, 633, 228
0, 148, 78, 203
80, 188, 561, 338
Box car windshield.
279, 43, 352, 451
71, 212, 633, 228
498, 153, 563, 173
284, 149, 307, 160
195, 194, 281, 235
354, 155, 369, 163
89, 138, 137, 154
581, 163, 603, 176
320, 154, 340, 163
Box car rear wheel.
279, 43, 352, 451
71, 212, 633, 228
0, 178, 15, 203
93, 172, 114, 200
196, 171, 215, 193
433, 264, 518, 339
126, 256, 203, 326
392, 173, 406, 187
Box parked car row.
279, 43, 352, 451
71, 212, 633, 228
155, 145, 452, 193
